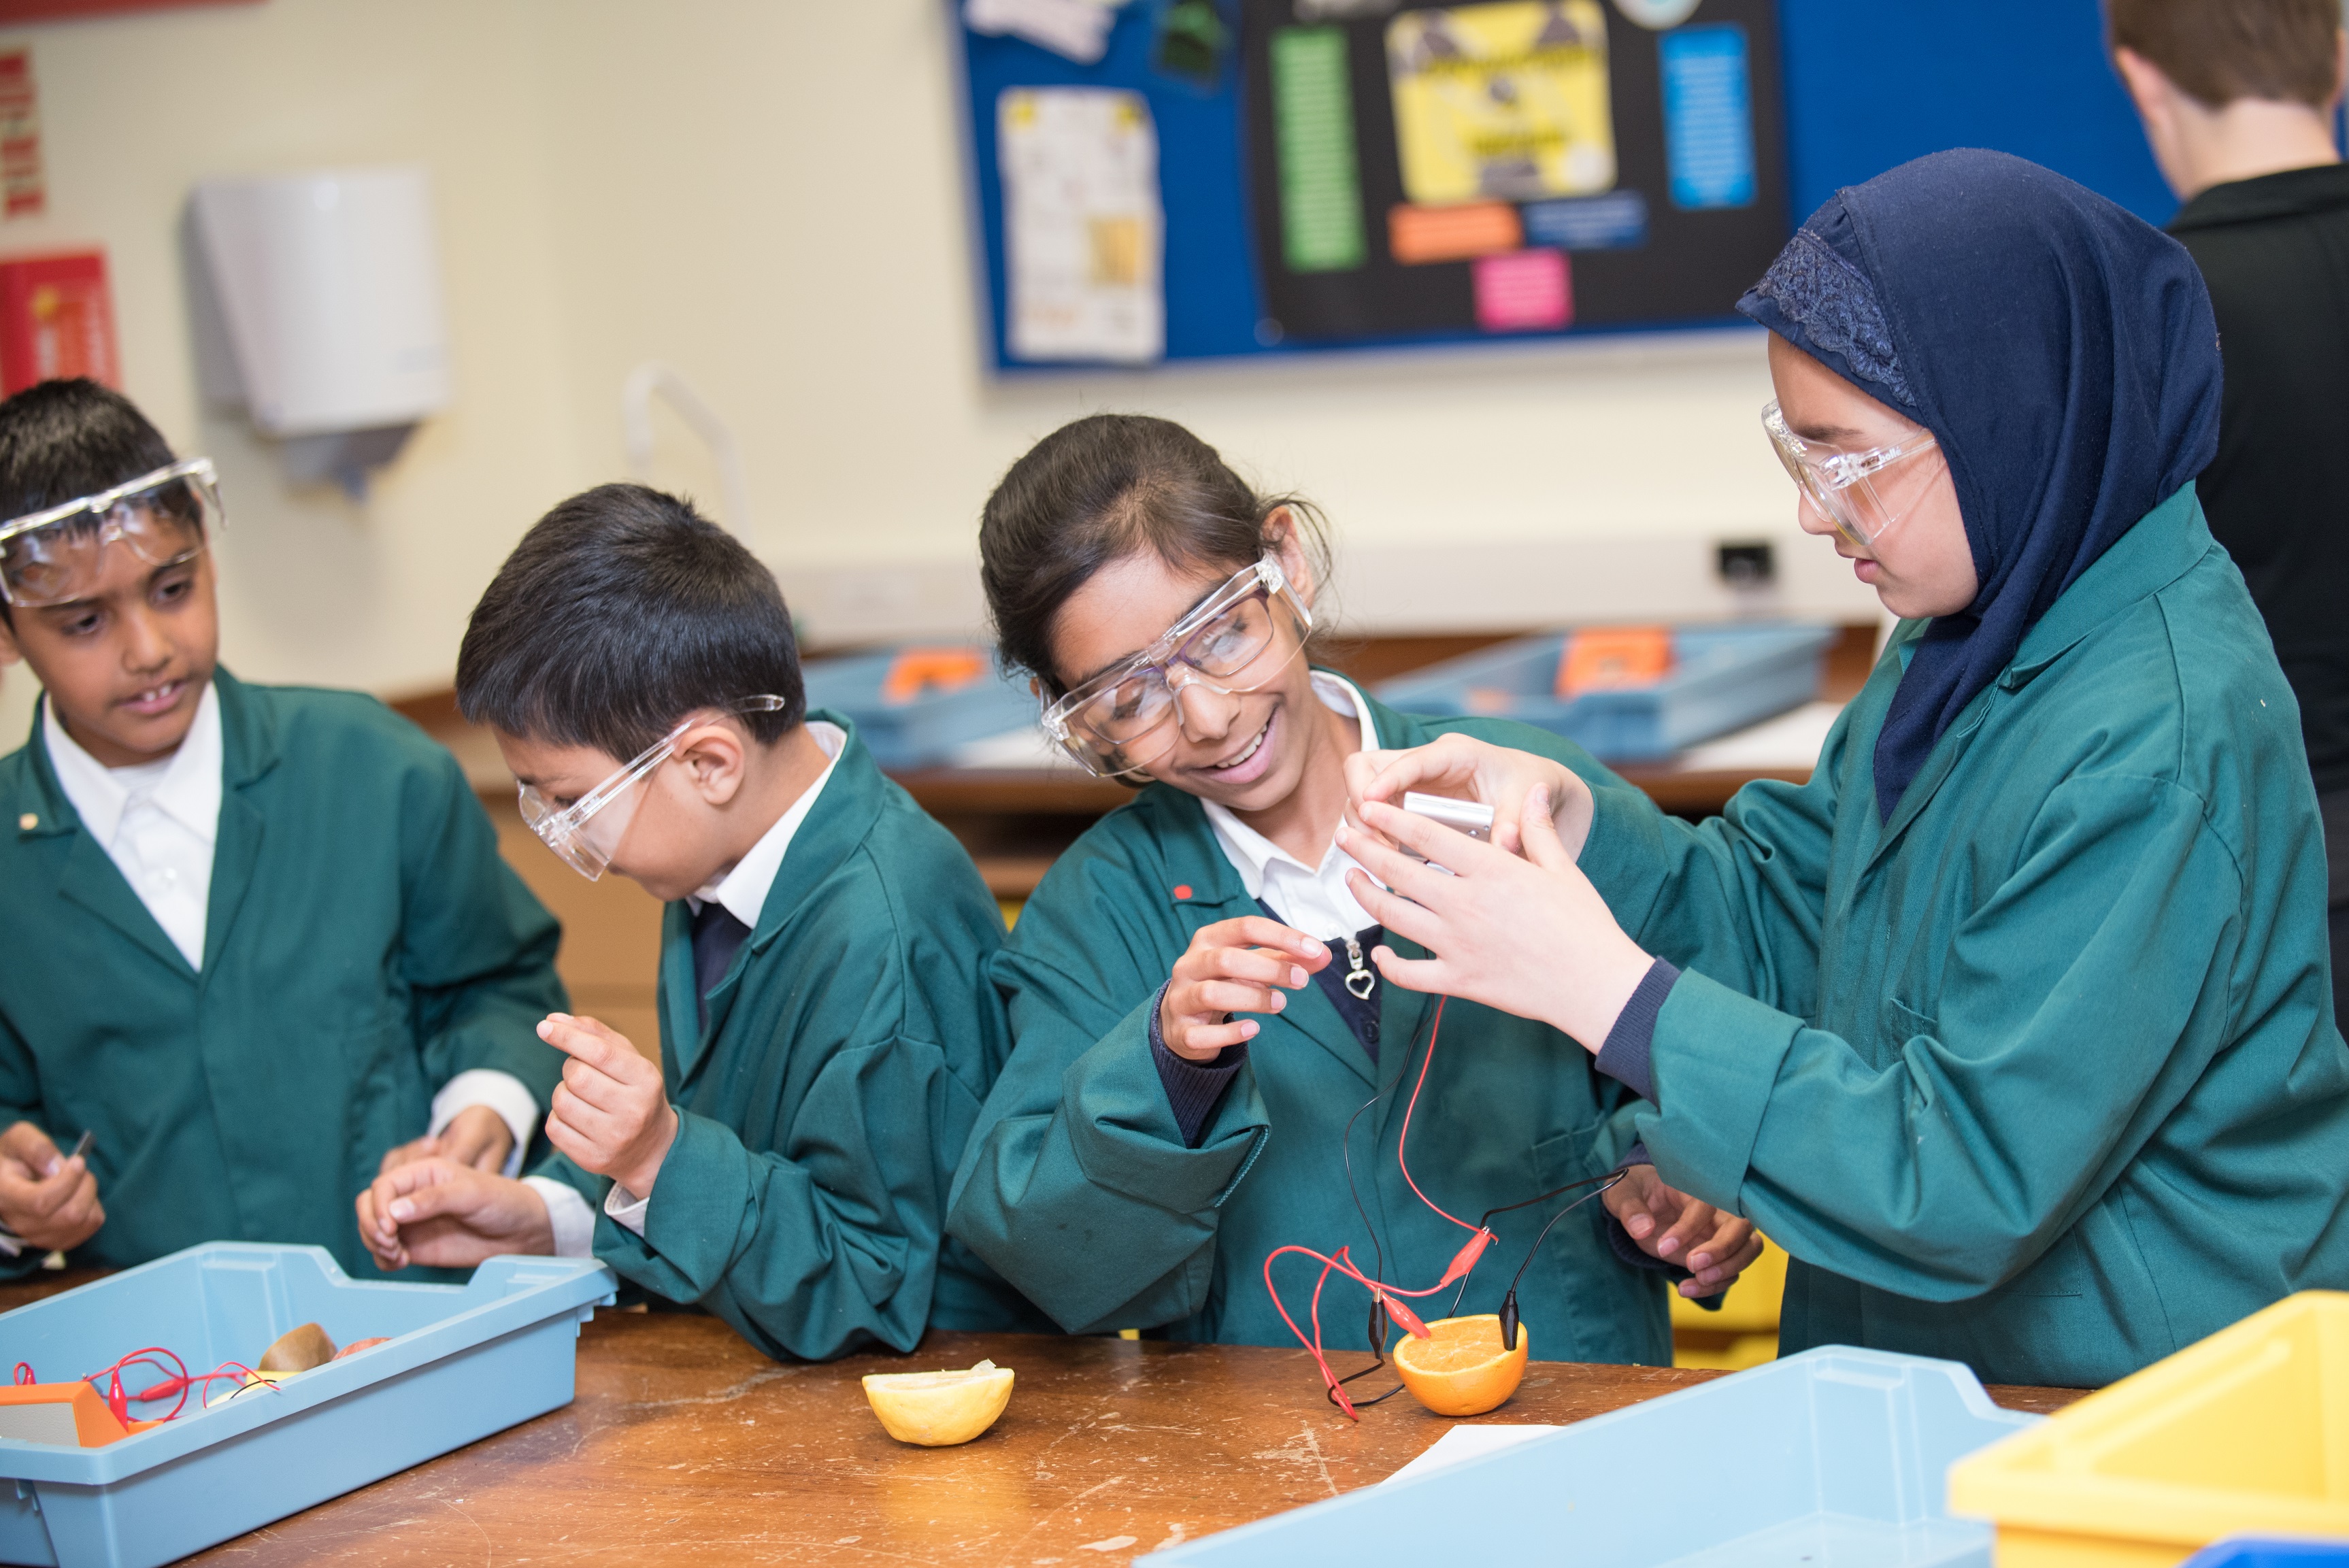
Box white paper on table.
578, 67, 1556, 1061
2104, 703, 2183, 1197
949, 724, 1069, 771
1383, 1423, 1560, 1485
998, 86, 1164, 365
1673, 699, 1844, 773
965, 0, 1127, 64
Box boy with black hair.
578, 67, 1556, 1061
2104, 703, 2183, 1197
2111, 0, 2349, 1025
358, 483, 1044, 1358
0, 378, 566, 1275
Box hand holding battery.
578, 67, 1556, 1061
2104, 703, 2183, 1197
374, 1104, 516, 1178
357, 1156, 556, 1272
0, 1121, 103, 1253
1337, 786, 1652, 1054
1603, 1163, 1764, 1296
540, 1012, 678, 1199
1160, 916, 1330, 1062
1345, 732, 1594, 861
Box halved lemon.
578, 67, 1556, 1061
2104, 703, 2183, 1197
1393, 1314, 1528, 1416
861, 1358, 1014, 1446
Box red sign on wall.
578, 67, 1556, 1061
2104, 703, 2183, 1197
0, 50, 41, 219
0, 251, 120, 394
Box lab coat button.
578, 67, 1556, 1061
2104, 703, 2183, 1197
16, 814, 33, 831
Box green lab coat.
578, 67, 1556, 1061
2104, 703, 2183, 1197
1571, 488, 2349, 1387
533, 714, 1049, 1362
0, 669, 567, 1279
948, 693, 1673, 1363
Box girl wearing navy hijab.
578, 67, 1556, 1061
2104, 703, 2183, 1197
1334, 149, 2349, 1388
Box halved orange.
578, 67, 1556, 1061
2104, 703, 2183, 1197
1392, 1314, 1528, 1416
861, 1358, 1014, 1446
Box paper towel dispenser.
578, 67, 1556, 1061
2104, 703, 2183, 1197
186, 165, 450, 495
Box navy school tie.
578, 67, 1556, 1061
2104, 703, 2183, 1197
690, 899, 753, 1035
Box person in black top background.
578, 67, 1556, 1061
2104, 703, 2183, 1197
2112, 0, 2349, 1027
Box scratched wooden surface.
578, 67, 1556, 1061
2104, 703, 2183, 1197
29, 1307, 2067, 1568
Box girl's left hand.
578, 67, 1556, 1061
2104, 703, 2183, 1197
1336, 784, 1652, 1052
1603, 1166, 1766, 1297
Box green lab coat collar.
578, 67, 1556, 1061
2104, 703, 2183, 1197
10, 668, 284, 979
1868, 486, 2214, 861
669, 708, 888, 1082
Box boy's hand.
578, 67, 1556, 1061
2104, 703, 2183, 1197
356, 1156, 554, 1272
540, 1014, 676, 1199
0, 1121, 103, 1252
1603, 1165, 1767, 1298
1160, 917, 1329, 1062
376, 1105, 516, 1177
1345, 733, 1595, 860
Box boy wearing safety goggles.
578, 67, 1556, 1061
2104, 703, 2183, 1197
0, 378, 566, 1276
357, 484, 1044, 1360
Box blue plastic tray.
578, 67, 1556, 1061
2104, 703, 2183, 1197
2184, 1544, 2349, 1567
1375, 623, 1839, 763
799, 646, 1039, 770
1142, 1346, 2039, 1567
0, 1244, 614, 1568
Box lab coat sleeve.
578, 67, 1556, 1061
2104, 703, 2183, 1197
1567, 709, 1847, 1020
595, 1031, 973, 1362
1639, 773, 2248, 1299
949, 926, 1273, 1337
397, 750, 568, 1130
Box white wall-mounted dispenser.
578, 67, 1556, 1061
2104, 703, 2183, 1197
186, 165, 450, 497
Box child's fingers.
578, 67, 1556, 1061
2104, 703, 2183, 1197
550, 1086, 631, 1152
1188, 980, 1286, 1018
1344, 869, 1444, 953
1365, 943, 1447, 995
537, 1012, 629, 1070
0, 1121, 61, 1176
559, 1056, 636, 1114
1186, 945, 1312, 991
1199, 918, 1327, 967
1605, 1173, 1660, 1241
1168, 1016, 1258, 1058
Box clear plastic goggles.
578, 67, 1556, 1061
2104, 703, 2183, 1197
1761, 400, 1940, 549
0, 458, 222, 608
517, 695, 791, 881
1040, 557, 1312, 779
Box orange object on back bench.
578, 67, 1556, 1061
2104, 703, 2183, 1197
1556, 627, 1673, 698
880, 647, 989, 706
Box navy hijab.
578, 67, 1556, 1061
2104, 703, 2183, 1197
1737, 149, 2222, 820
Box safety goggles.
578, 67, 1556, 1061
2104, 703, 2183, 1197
0, 458, 222, 608
517, 695, 790, 881
1761, 400, 1940, 550
1039, 557, 1312, 779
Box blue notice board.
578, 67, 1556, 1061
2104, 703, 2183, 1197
955, 0, 2174, 371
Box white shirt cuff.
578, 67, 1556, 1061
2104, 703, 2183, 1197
428, 1070, 539, 1179
522, 1175, 599, 1259
603, 1181, 650, 1237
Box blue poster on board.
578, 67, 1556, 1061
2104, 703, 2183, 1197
1659, 23, 1758, 209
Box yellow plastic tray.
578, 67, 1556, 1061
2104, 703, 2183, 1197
1947, 1291, 2349, 1567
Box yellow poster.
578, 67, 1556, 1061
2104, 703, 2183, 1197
1387, 1, 1616, 207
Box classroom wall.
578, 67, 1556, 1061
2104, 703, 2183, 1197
0, 0, 1869, 752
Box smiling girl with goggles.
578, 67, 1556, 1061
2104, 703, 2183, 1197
0, 457, 222, 608
1761, 399, 1942, 550
1039, 556, 1312, 778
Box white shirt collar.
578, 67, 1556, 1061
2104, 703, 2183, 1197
1201, 672, 1383, 939
44, 680, 224, 850
689, 720, 846, 931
